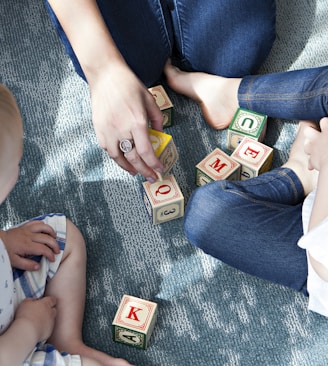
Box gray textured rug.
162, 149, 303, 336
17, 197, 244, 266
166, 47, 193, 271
1, 1, 328, 365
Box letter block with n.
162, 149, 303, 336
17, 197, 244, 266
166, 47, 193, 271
142, 174, 184, 225
148, 85, 174, 128
195, 148, 241, 186
231, 137, 273, 180
227, 108, 267, 150
112, 295, 158, 350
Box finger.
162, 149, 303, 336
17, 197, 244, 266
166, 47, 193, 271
320, 117, 328, 132
124, 148, 158, 182
23, 240, 57, 262
12, 255, 41, 271
25, 221, 57, 238
43, 295, 57, 308
132, 125, 163, 173
32, 233, 60, 254
145, 90, 164, 132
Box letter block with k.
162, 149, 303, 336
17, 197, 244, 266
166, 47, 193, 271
227, 107, 267, 151
142, 174, 184, 225
231, 136, 273, 180
112, 295, 158, 349
195, 148, 241, 186
148, 85, 174, 128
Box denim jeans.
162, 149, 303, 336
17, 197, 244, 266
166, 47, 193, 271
46, 0, 276, 85
239, 66, 328, 120
184, 168, 308, 294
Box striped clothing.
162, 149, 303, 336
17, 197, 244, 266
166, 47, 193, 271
0, 213, 81, 366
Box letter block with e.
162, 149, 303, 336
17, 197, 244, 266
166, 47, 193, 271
149, 128, 178, 176
227, 108, 267, 150
231, 137, 273, 180
148, 84, 174, 128
112, 295, 158, 350
143, 174, 184, 225
195, 148, 241, 186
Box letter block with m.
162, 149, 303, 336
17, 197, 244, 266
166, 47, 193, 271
195, 148, 241, 186
227, 107, 267, 151
231, 137, 273, 180
112, 295, 158, 350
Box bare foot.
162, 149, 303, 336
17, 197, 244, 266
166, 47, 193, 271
64, 340, 134, 366
164, 60, 241, 130
283, 121, 319, 196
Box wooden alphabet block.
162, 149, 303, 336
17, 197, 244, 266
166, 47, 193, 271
112, 295, 158, 350
149, 128, 178, 176
148, 85, 174, 128
227, 108, 267, 150
231, 137, 273, 180
143, 174, 184, 225
195, 148, 241, 186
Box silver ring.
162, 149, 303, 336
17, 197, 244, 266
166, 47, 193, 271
119, 139, 135, 153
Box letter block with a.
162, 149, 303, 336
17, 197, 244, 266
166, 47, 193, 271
195, 148, 241, 186
112, 295, 158, 350
149, 128, 178, 176
231, 136, 273, 180
148, 84, 174, 128
227, 108, 267, 150
143, 174, 184, 225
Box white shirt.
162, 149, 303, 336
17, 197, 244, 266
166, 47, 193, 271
0, 239, 14, 334
298, 188, 328, 317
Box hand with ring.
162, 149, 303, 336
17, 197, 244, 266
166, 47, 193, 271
88, 61, 164, 182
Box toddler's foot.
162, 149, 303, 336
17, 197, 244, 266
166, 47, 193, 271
66, 341, 134, 366
164, 60, 241, 130
283, 121, 319, 196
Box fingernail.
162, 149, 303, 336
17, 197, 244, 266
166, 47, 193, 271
147, 176, 156, 183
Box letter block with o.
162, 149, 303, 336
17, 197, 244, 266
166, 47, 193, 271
143, 174, 184, 225
231, 137, 273, 180
195, 148, 241, 186
227, 108, 267, 150
148, 84, 174, 128
112, 295, 158, 350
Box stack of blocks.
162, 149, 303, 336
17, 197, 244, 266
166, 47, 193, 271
196, 108, 273, 185
142, 88, 184, 225
112, 295, 158, 349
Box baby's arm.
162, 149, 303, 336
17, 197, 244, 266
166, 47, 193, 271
0, 297, 57, 366
304, 117, 328, 280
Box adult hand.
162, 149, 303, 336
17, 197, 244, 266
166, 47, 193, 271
0, 221, 60, 271
89, 61, 164, 182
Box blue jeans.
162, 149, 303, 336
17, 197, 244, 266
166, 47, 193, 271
239, 66, 328, 120
184, 168, 308, 294
46, 0, 276, 85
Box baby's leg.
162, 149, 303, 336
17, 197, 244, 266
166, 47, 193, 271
46, 219, 132, 366
164, 60, 241, 130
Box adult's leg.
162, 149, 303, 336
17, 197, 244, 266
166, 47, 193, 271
184, 168, 308, 293
171, 0, 276, 77
185, 122, 318, 293
239, 66, 328, 119
45, 0, 174, 86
